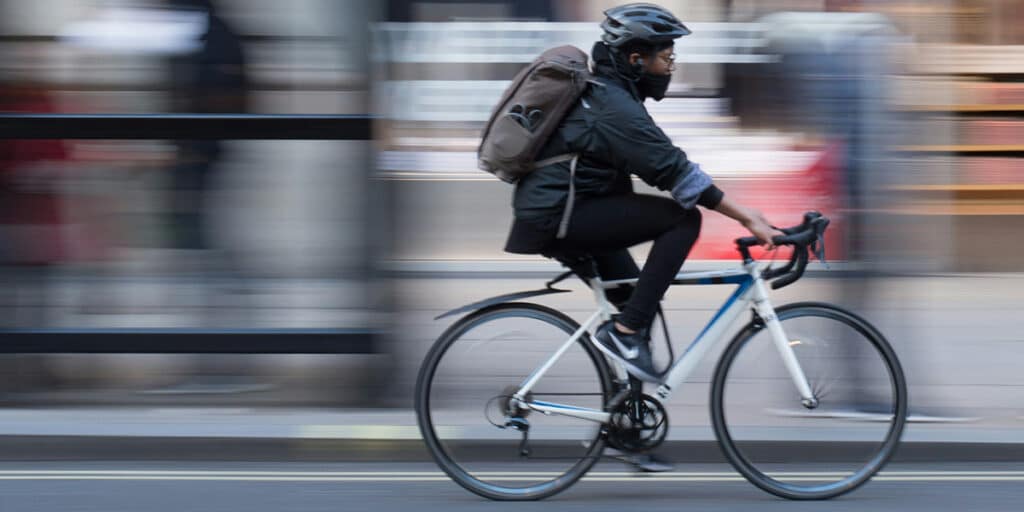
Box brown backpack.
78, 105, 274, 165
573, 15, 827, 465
477, 45, 597, 184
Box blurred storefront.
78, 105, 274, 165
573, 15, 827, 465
0, 0, 386, 404
2, 0, 1023, 406
883, 0, 1024, 271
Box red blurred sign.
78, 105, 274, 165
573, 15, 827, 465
690, 145, 846, 261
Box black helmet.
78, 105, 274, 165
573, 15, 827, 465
600, 3, 691, 49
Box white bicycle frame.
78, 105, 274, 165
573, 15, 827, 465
513, 260, 817, 424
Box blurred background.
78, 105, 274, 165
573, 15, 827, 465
1, 0, 1023, 428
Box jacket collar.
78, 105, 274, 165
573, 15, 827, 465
590, 41, 642, 103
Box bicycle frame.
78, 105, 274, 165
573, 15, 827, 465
513, 260, 817, 424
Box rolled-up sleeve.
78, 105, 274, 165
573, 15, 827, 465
670, 162, 714, 209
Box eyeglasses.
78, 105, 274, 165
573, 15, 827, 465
658, 53, 677, 65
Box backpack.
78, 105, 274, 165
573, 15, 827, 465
477, 45, 596, 184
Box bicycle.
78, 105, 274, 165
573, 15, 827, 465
415, 211, 907, 501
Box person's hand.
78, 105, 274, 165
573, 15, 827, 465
742, 209, 785, 250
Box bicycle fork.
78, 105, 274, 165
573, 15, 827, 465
750, 279, 818, 408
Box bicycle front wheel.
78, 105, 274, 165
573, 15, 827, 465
415, 302, 614, 501
711, 302, 908, 500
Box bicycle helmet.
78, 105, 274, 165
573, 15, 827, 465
600, 3, 692, 49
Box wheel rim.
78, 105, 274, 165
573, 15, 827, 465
713, 305, 907, 499
417, 305, 612, 499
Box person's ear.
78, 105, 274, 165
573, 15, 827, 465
629, 53, 645, 73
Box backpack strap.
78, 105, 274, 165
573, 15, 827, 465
528, 152, 578, 239
532, 152, 577, 170
556, 154, 580, 239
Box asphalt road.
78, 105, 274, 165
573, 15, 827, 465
2, 461, 1023, 512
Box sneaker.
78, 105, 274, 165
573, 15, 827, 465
592, 320, 662, 383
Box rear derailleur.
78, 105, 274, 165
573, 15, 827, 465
495, 386, 533, 457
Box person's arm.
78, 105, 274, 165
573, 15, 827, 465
582, 98, 712, 207
576, 95, 782, 246
712, 194, 784, 250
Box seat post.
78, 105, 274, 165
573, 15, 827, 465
545, 251, 615, 320
589, 275, 617, 321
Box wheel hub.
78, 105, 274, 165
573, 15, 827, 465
500, 385, 533, 418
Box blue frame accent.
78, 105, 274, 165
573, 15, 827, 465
530, 400, 594, 412
681, 276, 755, 355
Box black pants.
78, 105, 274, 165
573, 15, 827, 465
545, 194, 702, 331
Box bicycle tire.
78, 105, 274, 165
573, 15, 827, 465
710, 301, 908, 500
415, 302, 615, 501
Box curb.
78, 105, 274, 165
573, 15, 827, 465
4, 437, 1024, 463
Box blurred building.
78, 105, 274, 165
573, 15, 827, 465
0, 0, 385, 404
372, 0, 1024, 273
879, 0, 1024, 272
2, 0, 1024, 407
0, 0, 380, 325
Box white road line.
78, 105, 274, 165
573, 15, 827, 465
2, 475, 1024, 483
0, 470, 1023, 483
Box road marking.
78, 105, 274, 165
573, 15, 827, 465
0, 470, 1023, 482
298, 425, 467, 439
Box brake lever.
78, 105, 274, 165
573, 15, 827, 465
811, 234, 829, 269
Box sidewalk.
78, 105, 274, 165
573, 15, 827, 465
2, 406, 1024, 463
3, 272, 1024, 463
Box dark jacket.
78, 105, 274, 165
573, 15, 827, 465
504, 42, 723, 254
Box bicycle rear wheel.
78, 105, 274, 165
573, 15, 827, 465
711, 302, 907, 500
415, 302, 614, 501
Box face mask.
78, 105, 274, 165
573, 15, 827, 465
637, 73, 672, 101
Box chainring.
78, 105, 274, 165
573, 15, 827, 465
606, 393, 669, 453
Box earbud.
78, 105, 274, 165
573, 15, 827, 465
637, 58, 645, 66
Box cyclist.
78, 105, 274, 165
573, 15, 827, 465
504, 3, 782, 383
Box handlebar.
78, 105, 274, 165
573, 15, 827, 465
734, 211, 830, 290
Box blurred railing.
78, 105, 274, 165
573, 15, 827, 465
0, 114, 372, 140
0, 113, 378, 354
372, 22, 770, 64
371, 22, 774, 123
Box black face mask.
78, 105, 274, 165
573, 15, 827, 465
637, 73, 672, 101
